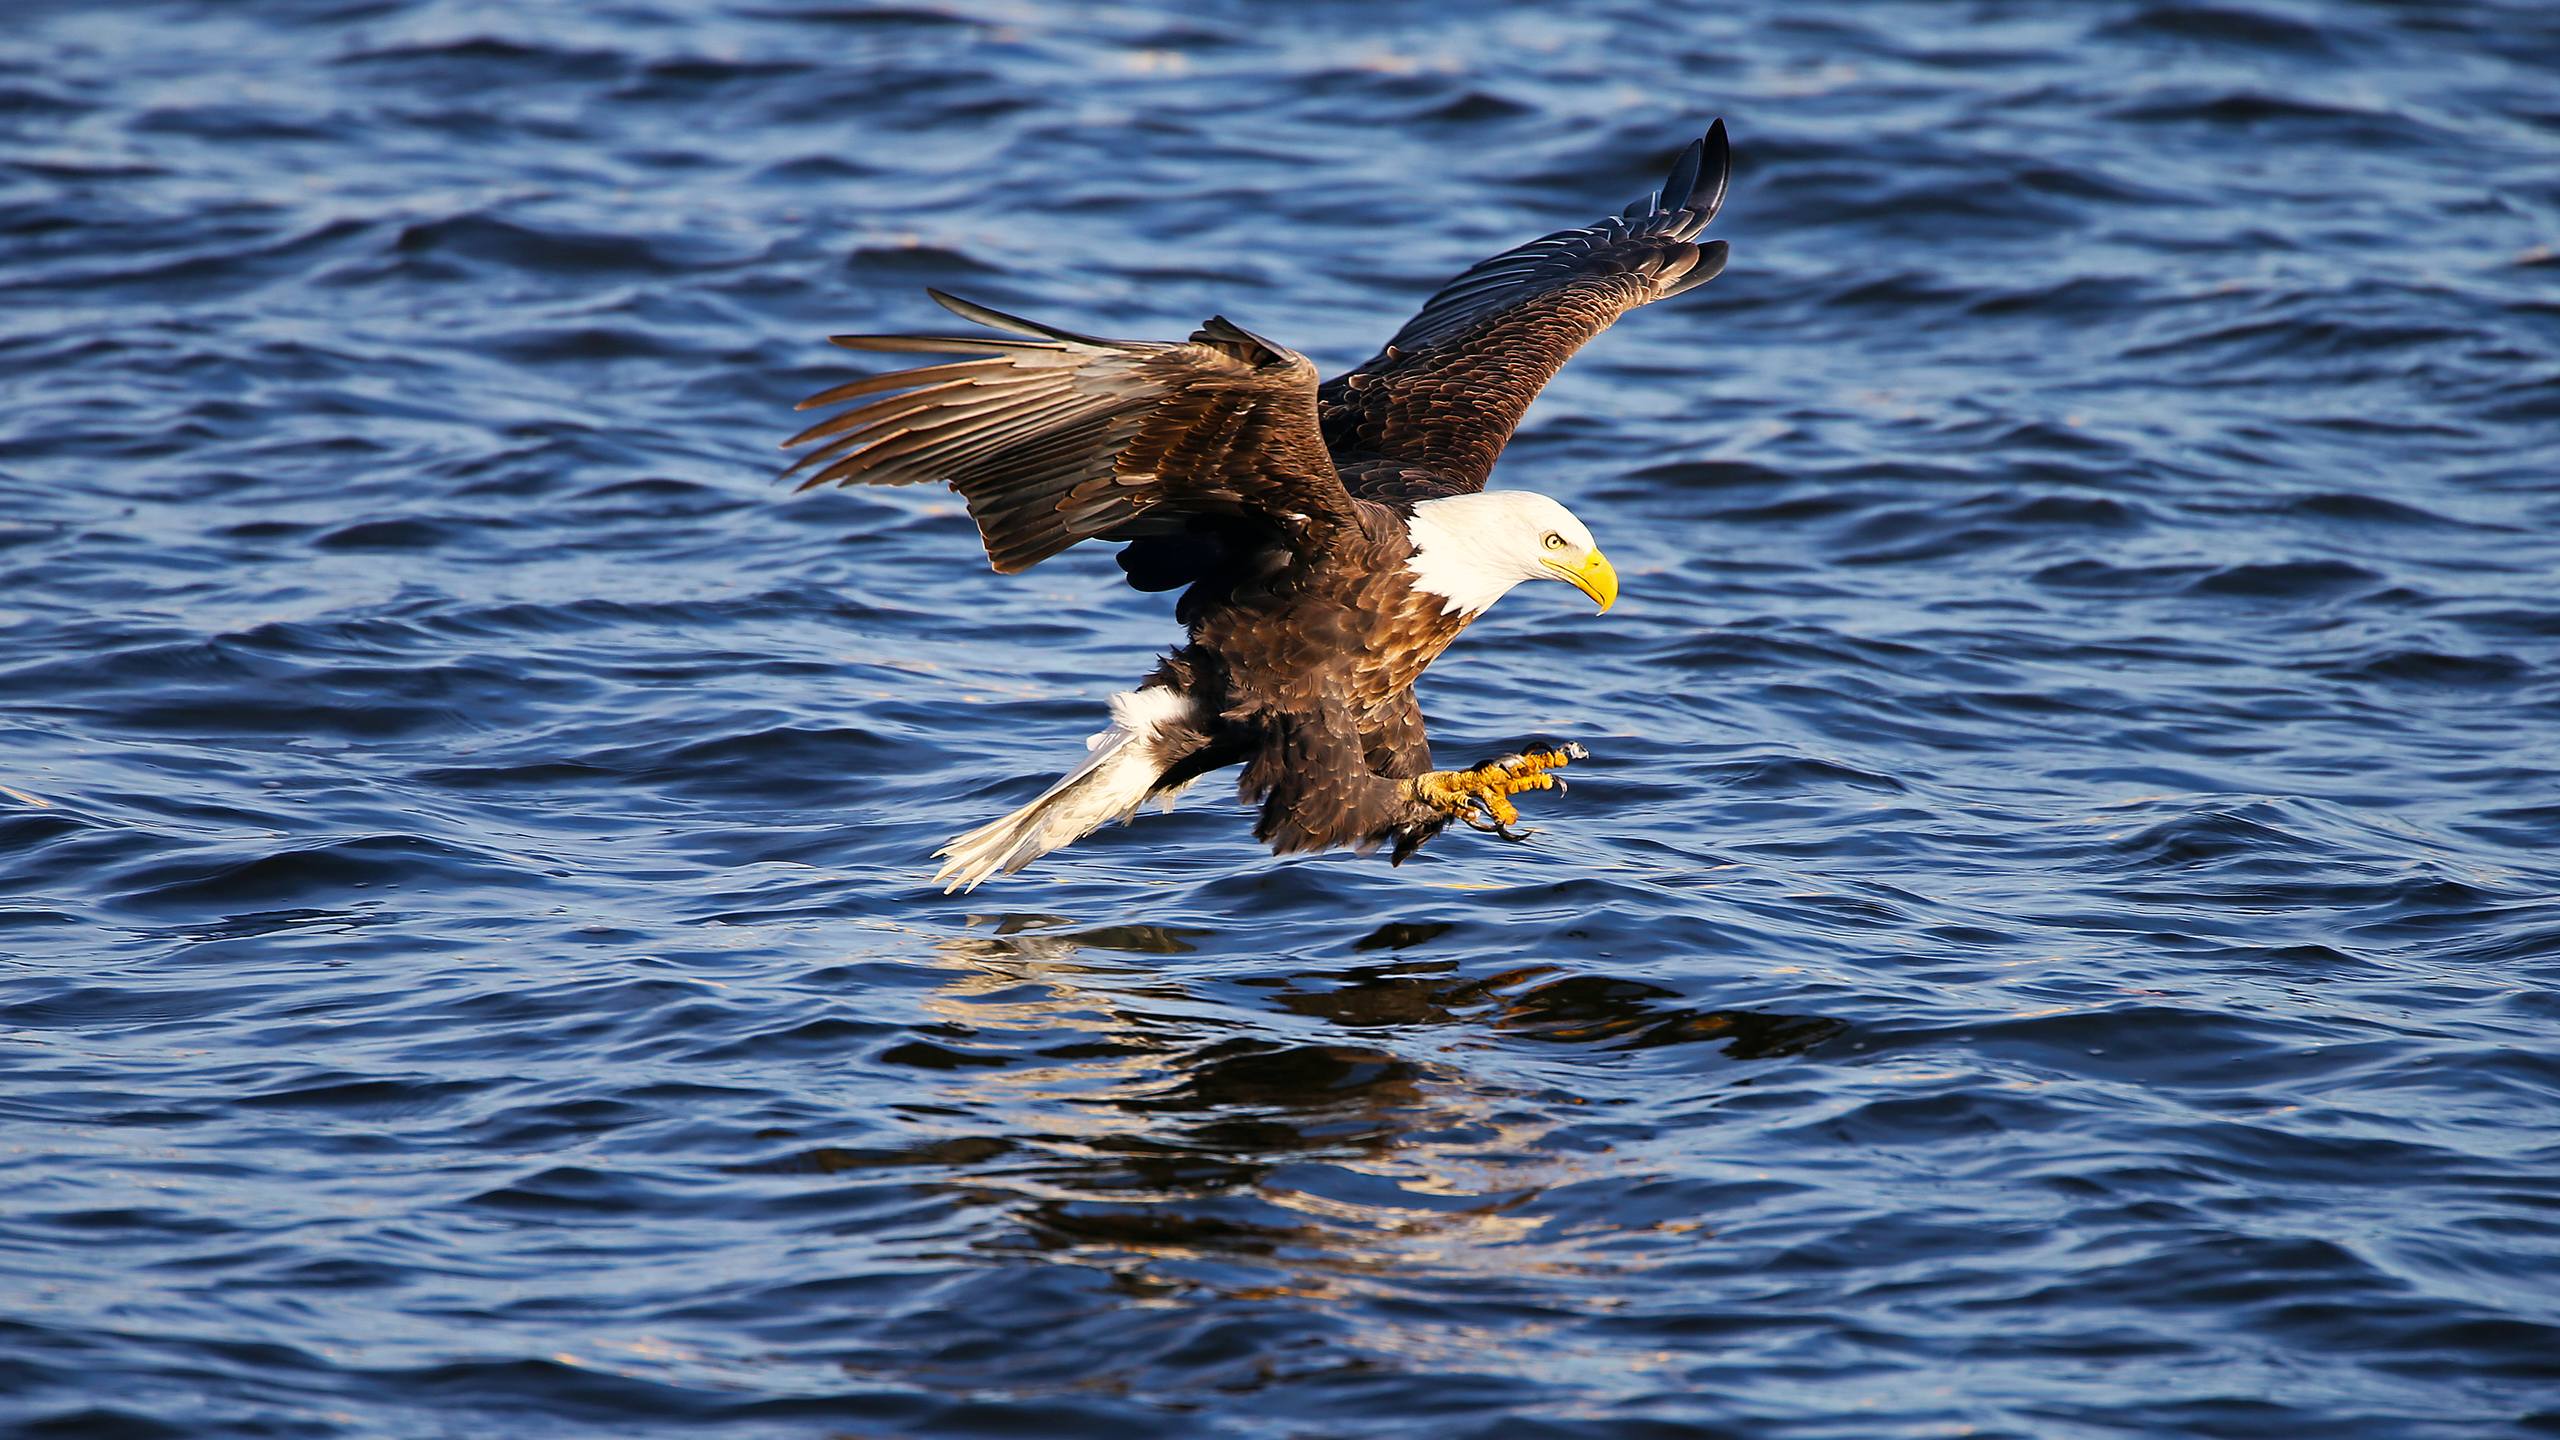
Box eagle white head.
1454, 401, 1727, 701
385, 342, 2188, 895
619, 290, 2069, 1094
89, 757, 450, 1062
1404, 491, 1620, 618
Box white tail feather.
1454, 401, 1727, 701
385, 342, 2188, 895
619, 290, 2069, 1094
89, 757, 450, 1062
932, 688, 1195, 893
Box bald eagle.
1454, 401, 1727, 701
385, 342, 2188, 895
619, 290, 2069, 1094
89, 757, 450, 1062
784, 123, 1732, 891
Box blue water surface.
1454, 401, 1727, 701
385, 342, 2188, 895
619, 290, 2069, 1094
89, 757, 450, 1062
5, 2, 2559, 1436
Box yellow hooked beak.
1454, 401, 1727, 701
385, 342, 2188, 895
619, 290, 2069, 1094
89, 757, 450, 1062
1546, 547, 1619, 613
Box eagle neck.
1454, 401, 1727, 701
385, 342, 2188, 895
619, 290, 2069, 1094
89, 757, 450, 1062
1403, 493, 1533, 617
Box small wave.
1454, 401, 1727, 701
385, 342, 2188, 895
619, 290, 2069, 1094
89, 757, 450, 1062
2187, 559, 2382, 599
2330, 648, 2533, 688
844, 241, 1009, 276
336, 35, 626, 79
2096, 4, 2340, 54
393, 214, 679, 276
107, 834, 522, 915
2264, 491, 2484, 529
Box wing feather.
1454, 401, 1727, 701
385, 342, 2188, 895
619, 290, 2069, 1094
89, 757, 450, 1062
1318, 121, 1733, 501
792, 385, 1081, 488
784, 289, 1358, 573
790, 358, 1012, 414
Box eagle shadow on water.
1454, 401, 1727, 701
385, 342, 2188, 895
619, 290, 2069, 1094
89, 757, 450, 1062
782, 123, 1733, 891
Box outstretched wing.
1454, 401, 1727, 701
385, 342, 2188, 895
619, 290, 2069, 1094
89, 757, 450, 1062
785, 290, 1359, 574
1318, 122, 1732, 501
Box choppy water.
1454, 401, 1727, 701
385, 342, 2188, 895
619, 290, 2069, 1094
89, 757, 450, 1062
6, 1, 2560, 1436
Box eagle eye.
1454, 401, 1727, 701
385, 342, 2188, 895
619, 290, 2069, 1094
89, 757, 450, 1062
1542, 531, 1567, 550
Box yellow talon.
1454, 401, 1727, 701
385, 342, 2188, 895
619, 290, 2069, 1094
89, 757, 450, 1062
1405, 743, 1587, 839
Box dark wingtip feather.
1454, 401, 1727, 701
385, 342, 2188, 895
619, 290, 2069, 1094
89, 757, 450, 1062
929, 288, 1119, 348
1690, 119, 1731, 221
1192, 314, 1295, 367
929, 288, 1054, 339
1658, 136, 1704, 217
828, 332, 1036, 355
1657, 239, 1730, 301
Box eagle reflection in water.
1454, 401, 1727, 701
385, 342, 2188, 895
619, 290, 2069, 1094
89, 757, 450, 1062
767, 913, 1843, 1397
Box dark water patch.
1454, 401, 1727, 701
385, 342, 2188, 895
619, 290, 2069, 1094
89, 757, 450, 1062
2031, 557, 2216, 594
844, 241, 1008, 277
105, 834, 521, 916
234, 1074, 480, 1118
1716, 754, 1906, 793
878, 1035, 1016, 1070
464, 1165, 666, 1217
2108, 89, 2436, 148
9, 217, 379, 301
752, 151, 880, 185
2334, 649, 2532, 688
12, 1406, 196, 1439
739, 1135, 1015, 1175
1986, 418, 2137, 459
128, 104, 340, 145
617, 53, 817, 102
392, 214, 680, 277
1970, 273, 2155, 319
0, 906, 83, 929
2462, 800, 2560, 852
0, 808, 88, 854
336, 35, 629, 84
2096, 4, 2342, 55
312, 516, 470, 551
489, 324, 709, 366
1997, 492, 2149, 528
735, 5, 986, 30
2, 978, 287, 1031
1822, 269, 1975, 312
1415, 88, 1539, 125
1351, 919, 1456, 952
1494, 976, 1845, 1056
2110, 804, 2323, 871
573, 722, 913, 803
1133, 1038, 1423, 1114
1618, 458, 1796, 491
2124, 313, 2477, 370
2263, 491, 2485, 529
0, 82, 86, 118
2186, 558, 2382, 599
571, 475, 739, 512
1698, 489, 1869, 525
1645, 622, 1921, 675
2478, 382, 2560, 426
2296, 412, 2474, 441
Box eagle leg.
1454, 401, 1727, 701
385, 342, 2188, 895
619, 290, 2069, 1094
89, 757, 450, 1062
1403, 743, 1587, 839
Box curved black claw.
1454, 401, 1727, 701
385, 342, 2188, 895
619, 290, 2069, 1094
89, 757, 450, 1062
1454, 803, 1536, 843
